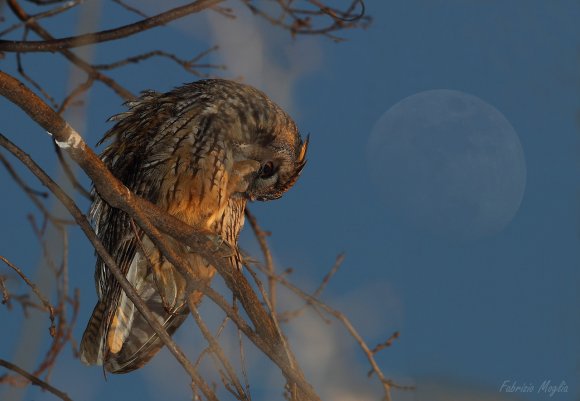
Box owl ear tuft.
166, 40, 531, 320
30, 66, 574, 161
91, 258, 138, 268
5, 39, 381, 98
298, 134, 309, 164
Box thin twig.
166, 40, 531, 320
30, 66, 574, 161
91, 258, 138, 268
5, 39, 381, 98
0, 275, 11, 307
237, 319, 251, 400
248, 261, 410, 400
16, 30, 59, 109
0, 0, 82, 37
313, 253, 344, 298
0, 358, 73, 401
193, 316, 230, 369
0, 153, 48, 198
0, 255, 56, 332
242, 0, 370, 42
189, 301, 249, 400
53, 144, 92, 200
245, 208, 277, 312
371, 331, 400, 355
94, 48, 225, 77
0, 152, 76, 226
57, 75, 94, 115
111, 0, 148, 18
278, 254, 343, 323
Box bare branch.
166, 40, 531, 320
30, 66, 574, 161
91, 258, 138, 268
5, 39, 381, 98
245, 208, 277, 311
242, 0, 370, 42
0, 0, 82, 37
189, 302, 250, 400
93, 47, 225, 77
186, 279, 311, 396
0, 152, 77, 227
371, 331, 400, 355
6, 0, 134, 100
0, 0, 224, 52
0, 358, 73, 401
56, 76, 94, 115
53, 143, 92, 200
312, 253, 344, 299
248, 261, 408, 400
0, 153, 48, 198
237, 319, 251, 399
111, 0, 149, 19
193, 316, 230, 369
0, 255, 56, 332
16, 32, 59, 110
0, 275, 11, 307
278, 254, 342, 323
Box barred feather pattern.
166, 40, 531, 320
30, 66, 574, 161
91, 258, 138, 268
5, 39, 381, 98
79, 79, 308, 373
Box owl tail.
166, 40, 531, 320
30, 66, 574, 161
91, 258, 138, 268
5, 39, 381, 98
79, 301, 107, 366
103, 290, 190, 374
79, 252, 192, 373
80, 287, 195, 374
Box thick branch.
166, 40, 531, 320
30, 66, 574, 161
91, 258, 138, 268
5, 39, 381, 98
0, 0, 223, 52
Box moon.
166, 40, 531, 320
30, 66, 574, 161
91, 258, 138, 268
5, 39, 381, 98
368, 90, 526, 240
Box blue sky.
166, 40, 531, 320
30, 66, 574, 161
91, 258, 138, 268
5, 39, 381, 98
0, 1, 578, 400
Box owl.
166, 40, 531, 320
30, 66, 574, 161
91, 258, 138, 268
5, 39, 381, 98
79, 79, 308, 373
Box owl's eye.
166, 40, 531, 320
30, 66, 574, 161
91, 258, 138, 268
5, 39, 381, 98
260, 161, 276, 179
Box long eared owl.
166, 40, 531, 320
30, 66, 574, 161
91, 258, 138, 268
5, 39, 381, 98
79, 79, 308, 373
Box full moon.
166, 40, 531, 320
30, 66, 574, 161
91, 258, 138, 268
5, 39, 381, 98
368, 90, 526, 240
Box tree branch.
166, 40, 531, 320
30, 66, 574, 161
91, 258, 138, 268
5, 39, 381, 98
5, 0, 134, 100
0, 255, 56, 332
0, 358, 73, 401
189, 302, 249, 400
245, 208, 277, 312
0, 0, 223, 52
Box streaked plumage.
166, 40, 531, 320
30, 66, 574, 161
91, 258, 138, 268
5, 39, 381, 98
80, 79, 308, 373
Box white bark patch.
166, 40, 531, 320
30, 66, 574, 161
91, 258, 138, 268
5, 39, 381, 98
55, 130, 83, 149
55, 139, 70, 148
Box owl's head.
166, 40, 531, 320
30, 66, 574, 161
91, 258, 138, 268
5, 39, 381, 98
103, 79, 309, 202
244, 131, 309, 201
192, 79, 309, 202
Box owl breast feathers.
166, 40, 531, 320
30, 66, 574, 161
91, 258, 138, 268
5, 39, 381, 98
79, 79, 308, 373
